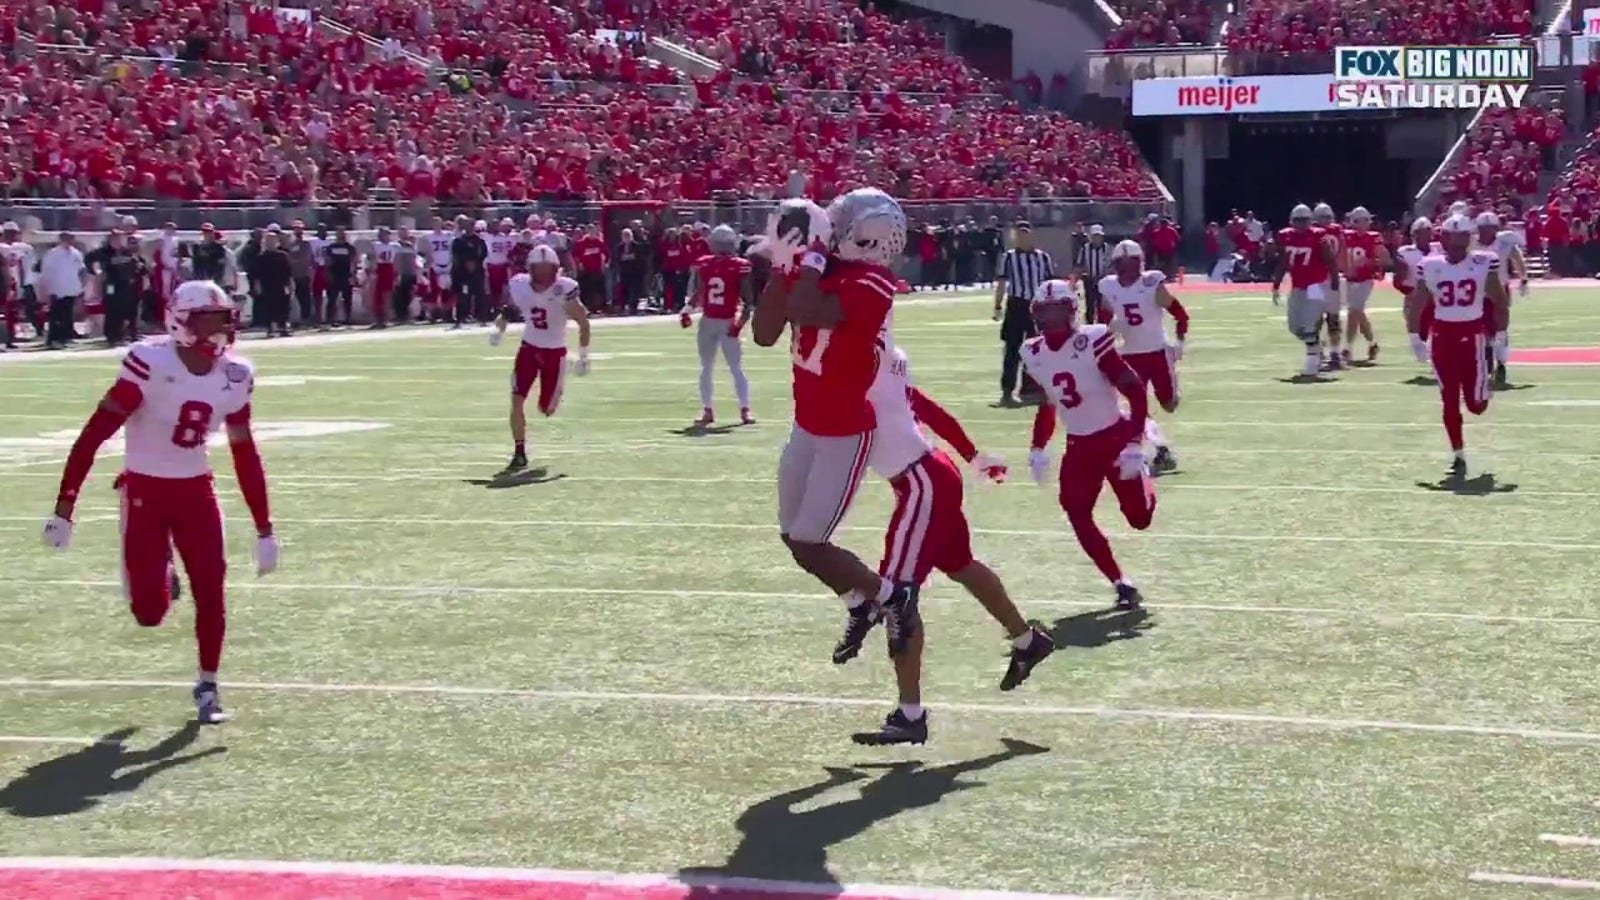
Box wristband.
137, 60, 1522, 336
800, 251, 827, 273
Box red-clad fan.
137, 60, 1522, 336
1097, 239, 1189, 472
43, 280, 278, 726
1271, 204, 1341, 376
1340, 206, 1392, 364
1022, 278, 1156, 613
681, 225, 755, 428
1405, 214, 1509, 478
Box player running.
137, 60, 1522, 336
1098, 240, 1188, 472
1405, 214, 1509, 478
681, 225, 755, 428
751, 190, 918, 663
491, 245, 591, 470
847, 341, 1056, 746
1473, 211, 1527, 388
1395, 217, 1440, 379
1271, 204, 1341, 376
1339, 207, 1389, 364
43, 280, 278, 725
1023, 279, 1156, 611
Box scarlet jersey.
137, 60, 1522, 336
486, 233, 515, 265
1098, 270, 1169, 355
1393, 242, 1440, 293
791, 259, 896, 437
693, 254, 750, 319
1419, 251, 1499, 332
1343, 229, 1384, 282
115, 338, 254, 478
1277, 227, 1329, 289
508, 274, 579, 349
1321, 222, 1344, 261
867, 344, 933, 479
427, 231, 454, 267
1020, 325, 1122, 437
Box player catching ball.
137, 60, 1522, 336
491, 244, 591, 470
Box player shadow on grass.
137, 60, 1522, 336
667, 424, 740, 437
463, 467, 566, 489
1415, 472, 1518, 496
677, 738, 1049, 893
0, 722, 225, 818
1048, 607, 1154, 649
1276, 374, 1338, 385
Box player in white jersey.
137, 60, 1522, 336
485, 219, 517, 306
1406, 214, 1509, 478
1021, 279, 1156, 611
1098, 240, 1189, 471
1, 220, 39, 348
1393, 218, 1440, 378
149, 221, 183, 320
490, 245, 591, 469
369, 227, 401, 327
1473, 211, 1526, 388
43, 281, 279, 725
425, 217, 456, 321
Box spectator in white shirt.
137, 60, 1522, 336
40, 232, 86, 349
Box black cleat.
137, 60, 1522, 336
168, 565, 183, 602
1000, 625, 1057, 691
1493, 363, 1508, 390
507, 451, 528, 470
193, 681, 229, 725
1151, 445, 1176, 473
851, 708, 928, 746
832, 602, 881, 664
882, 582, 922, 658
1450, 455, 1467, 480
1114, 582, 1144, 611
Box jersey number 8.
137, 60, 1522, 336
171, 400, 214, 449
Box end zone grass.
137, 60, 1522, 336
3, 286, 1600, 898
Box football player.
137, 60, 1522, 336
1312, 202, 1344, 365
1271, 204, 1341, 376
491, 245, 591, 470
1022, 279, 1156, 611
1406, 214, 1509, 478
1340, 207, 1390, 364
44, 281, 278, 725
1098, 240, 1188, 472
1473, 211, 1527, 388
1394, 217, 1440, 379
681, 225, 755, 428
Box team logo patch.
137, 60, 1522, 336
224, 363, 249, 384
1074, 334, 1089, 351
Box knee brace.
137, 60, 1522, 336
1325, 311, 1341, 333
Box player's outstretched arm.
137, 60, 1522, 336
1030, 402, 1057, 452
1155, 283, 1190, 343
225, 408, 277, 575
1097, 348, 1149, 437
751, 270, 790, 347
52, 381, 141, 524
909, 387, 978, 463
733, 271, 755, 334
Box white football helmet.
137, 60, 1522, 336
1111, 239, 1143, 277
1032, 278, 1082, 329
1475, 211, 1501, 229
1449, 201, 1470, 217
167, 280, 235, 358
1440, 214, 1474, 235
1312, 202, 1335, 224
827, 188, 906, 267
709, 224, 739, 255
1411, 216, 1433, 234
1348, 206, 1372, 225
528, 243, 560, 270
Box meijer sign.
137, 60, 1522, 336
1135, 73, 1382, 116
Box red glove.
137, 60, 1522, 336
679, 311, 693, 328
728, 320, 743, 338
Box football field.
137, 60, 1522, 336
4, 286, 1600, 899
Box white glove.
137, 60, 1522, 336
42, 515, 73, 550
1028, 449, 1051, 485
1493, 331, 1508, 364
255, 534, 278, 576
574, 349, 590, 376
1409, 334, 1429, 363
1116, 442, 1147, 481
972, 451, 1008, 484
757, 199, 830, 271
488, 330, 503, 347
1170, 340, 1185, 362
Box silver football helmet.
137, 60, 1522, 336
709, 224, 739, 255
826, 188, 906, 267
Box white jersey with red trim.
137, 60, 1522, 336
1099, 270, 1168, 355
153, 235, 181, 273
1472, 230, 1523, 272
867, 344, 932, 479
1420, 251, 1499, 328
1394, 242, 1440, 293
427, 231, 454, 268
508, 274, 579, 349
372, 241, 399, 266
115, 337, 254, 478
0, 241, 35, 296
1020, 324, 1122, 436
486, 233, 515, 265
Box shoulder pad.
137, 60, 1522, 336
1081, 323, 1112, 342
1141, 271, 1165, 287
1097, 273, 1117, 291
222, 357, 254, 385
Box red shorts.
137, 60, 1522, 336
312, 268, 328, 295
1431, 324, 1491, 411
879, 449, 973, 584
373, 266, 396, 296
488, 263, 509, 299
427, 268, 452, 303
1124, 348, 1178, 408
118, 471, 225, 624
511, 343, 567, 415
1059, 418, 1153, 514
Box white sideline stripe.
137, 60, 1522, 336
1468, 872, 1600, 890
4, 678, 1598, 744
0, 735, 107, 746
14, 578, 1598, 627
0, 857, 1114, 900
1540, 834, 1600, 848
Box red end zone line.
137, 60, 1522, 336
0, 858, 1119, 900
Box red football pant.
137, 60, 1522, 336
1431, 326, 1491, 451
1124, 349, 1178, 409
1059, 425, 1156, 584
487, 264, 509, 304
879, 449, 974, 585
119, 473, 227, 673
512, 344, 567, 415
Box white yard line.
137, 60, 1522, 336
1468, 872, 1600, 891
0, 735, 109, 746
0, 857, 1116, 900
1540, 834, 1600, 848
8, 578, 1594, 627
2, 677, 1597, 743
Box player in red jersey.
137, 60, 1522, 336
1022, 279, 1155, 611
1339, 206, 1391, 364
1311, 203, 1347, 365
752, 190, 920, 661
1406, 214, 1508, 478
1271, 204, 1341, 376
681, 225, 755, 427
43, 281, 278, 725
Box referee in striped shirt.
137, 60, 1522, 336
992, 221, 1053, 406
1075, 224, 1111, 324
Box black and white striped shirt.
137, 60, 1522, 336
1076, 240, 1111, 281
999, 248, 1053, 300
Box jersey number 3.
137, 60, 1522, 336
171, 400, 213, 448
792, 328, 831, 374
1053, 371, 1082, 410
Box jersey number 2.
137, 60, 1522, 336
171, 400, 213, 449
530, 308, 548, 329
792, 328, 831, 374
706, 277, 726, 306
1053, 372, 1082, 410
1436, 279, 1478, 307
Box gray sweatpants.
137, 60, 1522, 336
1286, 287, 1323, 341
697, 315, 750, 410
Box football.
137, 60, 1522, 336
774, 201, 817, 243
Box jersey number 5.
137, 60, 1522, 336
1435, 279, 1478, 307
171, 400, 213, 448
530, 308, 548, 329
1122, 303, 1144, 327
792, 328, 831, 374
1053, 371, 1082, 410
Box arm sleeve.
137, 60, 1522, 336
908, 387, 978, 462
55, 379, 142, 508
1030, 401, 1056, 450
1097, 348, 1148, 436
1167, 297, 1190, 340
226, 403, 273, 535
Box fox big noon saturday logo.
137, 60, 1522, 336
1334, 45, 1533, 110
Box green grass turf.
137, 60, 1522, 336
4, 287, 1600, 898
